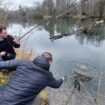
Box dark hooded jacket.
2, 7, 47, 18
0, 55, 63, 105
0, 35, 20, 61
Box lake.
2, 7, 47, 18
7, 18, 105, 104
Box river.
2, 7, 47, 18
7, 18, 105, 105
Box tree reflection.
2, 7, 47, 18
76, 24, 105, 47
7, 18, 105, 47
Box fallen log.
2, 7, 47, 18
50, 20, 104, 40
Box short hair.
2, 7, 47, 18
42, 52, 53, 62
0, 26, 7, 33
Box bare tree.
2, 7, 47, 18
42, 0, 55, 15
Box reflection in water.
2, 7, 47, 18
7, 18, 105, 96
41, 20, 55, 38
7, 18, 105, 46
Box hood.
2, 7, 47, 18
33, 55, 50, 71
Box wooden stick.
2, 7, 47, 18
19, 2, 81, 40
19, 18, 52, 40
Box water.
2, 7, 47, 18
7, 18, 105, 103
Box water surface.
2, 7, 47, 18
7, 18, 105, 97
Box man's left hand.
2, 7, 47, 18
13, 36, 20, 44
0, 51, 6, 56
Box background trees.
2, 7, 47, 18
0, 0, 105, 19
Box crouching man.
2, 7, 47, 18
0, 52, 65, 105
0, 26, 20, 61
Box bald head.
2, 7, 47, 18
42, 52, 53, 64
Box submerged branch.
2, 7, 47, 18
50, 20, 104, 40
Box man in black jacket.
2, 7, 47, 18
0, 52, 64, 105
0, 26, 20, 61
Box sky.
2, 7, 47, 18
2, 0, 44, 10
11, 0, 43, 6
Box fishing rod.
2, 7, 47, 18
19, 1, 81, 40
0, 1, 80, 40
19, 18, 52, 40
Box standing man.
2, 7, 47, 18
0, 26, 20, 61
0, 52, 65, 105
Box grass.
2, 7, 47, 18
16, 48, 34, 59
39, 91, 49, 105
0, 72, 10, 85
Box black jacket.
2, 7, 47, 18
0, 35, 20, 61
0, 55, 63, 105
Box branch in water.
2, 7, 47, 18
50, 20, 104, 40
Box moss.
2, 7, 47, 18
0, 72, 10, 85
39, 91, 49, 105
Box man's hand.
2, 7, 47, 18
13, 36, 20, 44
61, 77, 66, 82
0, 51, 6, 56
